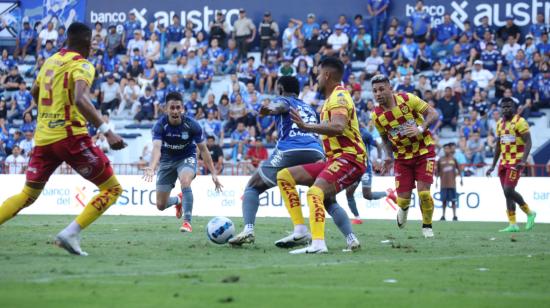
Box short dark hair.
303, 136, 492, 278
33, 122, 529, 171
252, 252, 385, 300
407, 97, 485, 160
371, 74, 390, 85
500, 97, 515, 106
165, 92, 183, 104
319, 56, 344, 81
207, 135, 215, 140
277, 76, 300, 95
67, 22, 92, 48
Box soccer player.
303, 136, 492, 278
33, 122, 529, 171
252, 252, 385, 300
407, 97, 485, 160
345, 130, 397, 224
228, 76, 358, 249
486, 98, 536, 232
370, 74, 439, 238
276, 57, 366, 254
0, 22, 126, 256
436, 142, 463, 221
143, 92, 223, 232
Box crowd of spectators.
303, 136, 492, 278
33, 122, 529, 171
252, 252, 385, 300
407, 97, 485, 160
0, 1, 549, 174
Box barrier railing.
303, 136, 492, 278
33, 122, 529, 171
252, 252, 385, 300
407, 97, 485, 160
1, 162, 549, 177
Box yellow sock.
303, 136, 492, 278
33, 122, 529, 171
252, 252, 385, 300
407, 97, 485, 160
276, 168, 304, 226
418, 191, 434, 225
75, 176, 122, 229
396, 197, 411, 210
507, 210, 517, 225
519, 204, 532, 215
0, 185, 42, 225
307, 186, 325, 240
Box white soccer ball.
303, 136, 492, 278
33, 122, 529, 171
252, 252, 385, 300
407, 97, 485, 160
206, 216, 235, 244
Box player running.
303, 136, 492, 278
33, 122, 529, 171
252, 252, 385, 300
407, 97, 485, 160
143, 92, 223, 232
276, 57, 366, 254
345, 130, 397, 224
486, 97, 536, 232
370, 74, 439, 238
0, 22, 126, 256
228, 76, 358, 249
436, 142, 463, 221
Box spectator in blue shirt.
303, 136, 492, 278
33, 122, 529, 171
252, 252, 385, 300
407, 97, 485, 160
302, 13, 320, 40
381, 25, 402, 57
165, 15, 184, 59
222, 39, 239, 74
207, 38, 224, 74
123, 11, 141, 44
445, 44, 467, 72
185, 91, 204, 120
408, 0, 431, 42
367, 0, 389, 45
39, 40, 55, 59
20, 112, 36, 134
335, 14, 351, 34
378, 52, 396, 79
530, 14, 549, 44
474, 16, 495, 42
319, 21, 332, 41
459, 21, 474, 42
1, 49, 16, 72
460, 70, 478, 107
533, 66, 550, 107
135, 86, 157, 122
416, 40, 433, 71
433, 14, 458, 58
56, 26, 67, 49
8, 81, 34, 123
14, 21, 36, 62
399, 34, 418, 64
194, 57, 214, 98
230, 121, 250, 161
536, 32, 550, 56
395, 75, 415, 92
480, 41, 502, 72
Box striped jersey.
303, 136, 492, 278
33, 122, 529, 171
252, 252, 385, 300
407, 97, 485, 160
496, 115, 529, 166
320, 86, 366, 164
34, 49, 95, 146
371, 92, 435, 160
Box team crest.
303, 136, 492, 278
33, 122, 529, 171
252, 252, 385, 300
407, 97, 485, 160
181, 132, 189, 140
337, 97, 347, 105
399, 105, 409, 114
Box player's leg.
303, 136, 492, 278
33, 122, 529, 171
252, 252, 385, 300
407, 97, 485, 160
362, 163, 390, 201
440, 189, 447, 221
177, 160, 198, 233
450, 188, 458, 221
345, 181, 361, 223
0, 145, 59, 225
394, 159, 415, 229
155, 160, 180, 213
325, 198, 361, 252
415, 156, 436, 238
502, 168, 535, 230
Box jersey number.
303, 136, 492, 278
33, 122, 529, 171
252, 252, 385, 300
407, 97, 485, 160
426, 160, 435, 174
41, 69, 55, 106
328, 161, 343, 173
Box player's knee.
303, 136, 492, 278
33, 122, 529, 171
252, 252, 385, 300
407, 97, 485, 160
156, 202, 166, 211
307, 186, 325, 207
21, 185, 43, 207
363, 191, 373, 200
503, 187, 515, 198
418, 190, 432, 203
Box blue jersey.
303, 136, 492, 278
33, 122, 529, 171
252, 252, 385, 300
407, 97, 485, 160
481, 50, 502, 71
409, 11, 431, 36
153, 115, 204, 161
273, 96, 323, 152
12, 91, 33, 111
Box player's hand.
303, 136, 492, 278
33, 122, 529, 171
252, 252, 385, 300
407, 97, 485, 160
515, 161, 526, 171
143, 167, 155, 182
402, 123, 422, 138
485, 166, 494, 177
212, 174, 223, 193
105, 131, 127, 150
289, 108, 306, 129
259, 105, 270, 117
381, 158, 393, 175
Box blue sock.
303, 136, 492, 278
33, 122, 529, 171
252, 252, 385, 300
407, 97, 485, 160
243, 186, 261, 225
166, 196, 179, 208
346, 194, 359, 217
326, 202, 353, 237
181, 187, 193, 222
371, 191, 387, 200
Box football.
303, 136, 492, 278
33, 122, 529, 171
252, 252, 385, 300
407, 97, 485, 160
206, 216, 235, 244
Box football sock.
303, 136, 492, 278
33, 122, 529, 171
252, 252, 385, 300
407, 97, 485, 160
312, 239, 327, 249
346, 194, 359, 217
75, 176, 122, 229
242, 186, 261, 225
370, 191, 387, 200
346, 233, 358, 245
307, 186, 325, 240
166, 197, 179, 208
326, 202, 353, 237
0, 185, 42, 225
60, 220, 82, 236
507, 210, 517, 225
294, 224, 308, 235
244, 224, 254, 233
277, 168, 304, 226
181, 187, 193, 222
419, 191, 434, 225
396, 197, 411, 210
519, 203, 532, 215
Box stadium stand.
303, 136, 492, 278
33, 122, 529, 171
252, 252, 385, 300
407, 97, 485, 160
0, 5, 549, 177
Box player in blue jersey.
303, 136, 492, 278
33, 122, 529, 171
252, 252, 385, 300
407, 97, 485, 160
229, 76, 360, 251
344, 130, 397, 224
143, 92, 223, 232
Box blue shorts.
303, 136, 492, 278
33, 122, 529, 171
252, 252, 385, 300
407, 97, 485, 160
156, 156, 197, 192
258, 148, 325, 187
360, 161, 373, 188
440, 188, 457, 202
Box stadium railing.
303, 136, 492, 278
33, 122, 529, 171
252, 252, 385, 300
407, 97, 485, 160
1, 162, 549, 177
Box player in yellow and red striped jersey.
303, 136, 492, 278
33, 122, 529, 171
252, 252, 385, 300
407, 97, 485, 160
276, 57, 366, 254
486, 97, 536, 232
0, 23, 126, 256
370, 74, 439, 238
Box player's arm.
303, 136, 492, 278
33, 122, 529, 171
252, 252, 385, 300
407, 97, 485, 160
290, 107, 347, 137
197, 142, 223, 192
143, 139, 162, 182
30, 82, 39, 103
402, 96, 439, 137
259, 98, 289, 116
455, 158, 463, 186
486, 136, 501, 176
75, 80, 125, 150
516, 131, 532, 169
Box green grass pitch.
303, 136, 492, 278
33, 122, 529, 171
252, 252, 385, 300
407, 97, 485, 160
1, 216, 549, 307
